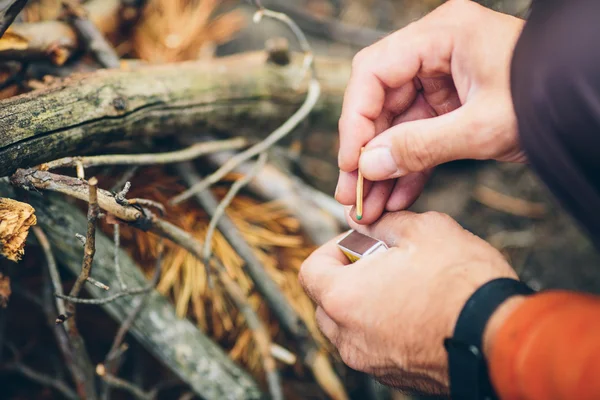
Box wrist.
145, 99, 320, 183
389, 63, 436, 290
482, 295, 527, 359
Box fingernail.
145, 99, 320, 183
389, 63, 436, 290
360, 147, 403, 178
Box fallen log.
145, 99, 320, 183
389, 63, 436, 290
1, 183, 262, 400
0, 52, 350, 176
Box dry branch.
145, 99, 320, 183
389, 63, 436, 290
42, 137, 248, 171
206, 149, 342, 245
63, 0, 120, 69
0, 52, 350, 176
473, 185, 547, 219
0, 182, 262, 399
0, 0, 29, 38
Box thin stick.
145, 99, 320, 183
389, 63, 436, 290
113, 224, 127, 290
356, 147, 364, 221
61, 177, 100, 323
102, 242, 164, 399
4, 362, 79, 400
215, 259, 283, 400
201, 152, 267, 265
87, 276, 110, 291
33, 227, 67, 318
0, 0, 29, 38
63, 0, 120, 69
170, 79, 320, 205
56, 285, 154, 304
42, 138, 248, 171
98, 372, 154, 400
170, 5, 320, 205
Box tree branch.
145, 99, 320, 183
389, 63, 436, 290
42, 138, 248, 171
0, 0, 29, 38
0, 52, 349, 176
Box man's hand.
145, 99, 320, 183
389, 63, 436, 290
336, 0, 526, 224
299, 211, 517, 395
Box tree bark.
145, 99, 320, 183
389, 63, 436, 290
1, 183, 262, 400
0, 52, 349, 176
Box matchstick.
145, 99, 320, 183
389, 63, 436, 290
356, 147, 364, 220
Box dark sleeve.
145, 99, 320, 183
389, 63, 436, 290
511, 0, 600, 246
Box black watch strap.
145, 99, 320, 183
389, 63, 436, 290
444, 278, 535, 400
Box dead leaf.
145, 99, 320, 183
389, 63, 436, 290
0, 30, 29, 51
0, 198, 37, 262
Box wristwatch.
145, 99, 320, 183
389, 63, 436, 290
444, 278, 535, 399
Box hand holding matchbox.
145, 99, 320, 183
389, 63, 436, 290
336, 230, 388, 263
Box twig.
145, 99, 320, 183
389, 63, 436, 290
38, 251, 90, 399
4, 360, 79, 400
75, 160, 85, 180
201, 152, 267, 265
113, 224, 127, 290
0, 0, 29, 38
62, 0, 120, 69
111, 167, 138, 193
55, 285, 154, 304
106, 241, 163, 363
42, 138, 248, 171
172, 79, 320, 205
170, 5, 321, 205
204, 146, 342, 244
87, 276, 110, 291
61, 177, 100, 324
33, 227, 67, 318
270, 343, 297, 365
11, 169, 144, 223
127, 199, 165, 216
473, 186, 547, 219
76, 233, 87, 246
214, 259, 283, 400
102, 242, 164, 399
98, 371, 155, 400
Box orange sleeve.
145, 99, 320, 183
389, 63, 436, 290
489, 291, 600, 400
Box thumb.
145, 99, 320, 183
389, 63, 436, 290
359, 106, 478, 180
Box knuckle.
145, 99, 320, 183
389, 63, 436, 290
339, 346, 366, 372
321, 285, 354, 323
421, 211, 455, 227
395, 131, 433, 172
351, 48, 369, 70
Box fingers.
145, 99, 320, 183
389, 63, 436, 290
338, 24, 453, 172
335, 170, 374, 206
348, 180, 395, 225
298, 234, 348, 308
359, 105, 478, 180
386, 171, 431, 211
315, 307, 340, 345
346, 210, 418, 247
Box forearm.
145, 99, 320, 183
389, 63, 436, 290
486, 291, 600, 400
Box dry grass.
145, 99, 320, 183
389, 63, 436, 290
103, 169, 329, 378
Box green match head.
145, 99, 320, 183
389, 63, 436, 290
356, 214, 363, 220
